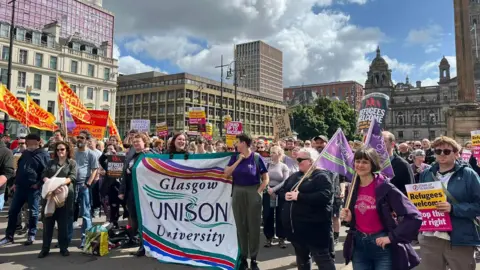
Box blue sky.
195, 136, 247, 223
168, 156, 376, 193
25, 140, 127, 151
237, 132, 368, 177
109, 0, 458, 87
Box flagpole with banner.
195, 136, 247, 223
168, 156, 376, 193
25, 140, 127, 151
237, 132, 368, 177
25, 85, 32, 134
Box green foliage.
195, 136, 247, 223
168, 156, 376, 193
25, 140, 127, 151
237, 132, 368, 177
290, 97, 361, 141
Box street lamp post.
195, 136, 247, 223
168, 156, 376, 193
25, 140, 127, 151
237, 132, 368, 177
4, 0, 16, 134
226, 60, 245, 121
215, 55, 229, 137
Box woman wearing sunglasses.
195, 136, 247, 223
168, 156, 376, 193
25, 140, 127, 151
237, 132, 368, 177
38, 141, 77, 258
417, 136, 480, 270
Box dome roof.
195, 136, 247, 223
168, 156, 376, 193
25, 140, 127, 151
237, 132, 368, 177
440, 56, 450, 66
370, 46, 389, 69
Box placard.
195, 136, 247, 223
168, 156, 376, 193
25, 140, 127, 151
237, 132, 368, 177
357, 92, 389, 133
156, 122, 168, 137
462, 149, 472, 162
107, 154, 125, 178
471, 130, 480, 146
131, 119, 150, 133
405, 182, 452, 232
273, 113, 292, 140
226, 121, 243, 148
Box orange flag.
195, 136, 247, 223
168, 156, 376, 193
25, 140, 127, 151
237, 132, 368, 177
0, 85, 57, 129
27, 96, 56, 124
108, 115, 123, 147
57, 76, 91, 124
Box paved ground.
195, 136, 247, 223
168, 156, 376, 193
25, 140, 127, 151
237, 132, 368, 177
0, 207, 478, 270
0, 206, 354, 270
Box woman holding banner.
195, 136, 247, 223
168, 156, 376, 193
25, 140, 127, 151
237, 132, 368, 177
340, 147, 421, 270
119, 133, 154, 257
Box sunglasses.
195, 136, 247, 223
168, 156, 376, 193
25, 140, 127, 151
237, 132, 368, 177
57, 148, 66, 152
414, 145, 421, 147
434, 149, 454, 156
18, 142, 25, 145
297, 158, 309, 163
77, 136, 85, 140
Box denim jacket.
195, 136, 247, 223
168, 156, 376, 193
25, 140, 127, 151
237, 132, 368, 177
343, 174, 422, 270
419, 161, 480, 246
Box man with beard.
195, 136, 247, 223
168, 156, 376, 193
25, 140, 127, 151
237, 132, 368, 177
398, 142, 413, 163
313, 135, 328, 153
71, 130, 98, 248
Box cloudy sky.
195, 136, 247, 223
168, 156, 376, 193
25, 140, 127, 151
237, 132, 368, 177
104, 0, 456, 87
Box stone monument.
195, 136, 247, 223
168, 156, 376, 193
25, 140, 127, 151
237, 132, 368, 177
446, 0, 480, 142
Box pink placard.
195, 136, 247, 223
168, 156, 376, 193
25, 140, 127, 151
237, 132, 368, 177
419, 209, 452, 232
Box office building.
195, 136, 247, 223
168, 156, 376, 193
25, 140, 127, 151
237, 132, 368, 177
0, 0, 118, 137
235, 41, 283, 102
284, 81, 364, 111
115, 72, 287, 138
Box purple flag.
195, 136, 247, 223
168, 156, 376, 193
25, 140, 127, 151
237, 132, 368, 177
64, 101, 76, 131
315, 128, 355, 181
364, 118, 395, 178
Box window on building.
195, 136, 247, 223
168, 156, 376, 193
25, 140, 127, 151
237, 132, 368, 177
104, 68, 110, 80
87, 87, 94, 99
167, 91, 175, 100
72, 42, 81, 51
429, 130, 435, 139
35, 53, 43, 67
398, 131, 404, 139
2, 46, 9, 60
151, 93, 157, 102
34, 74, 42, 89
71, 60, 78, 73
159, 92, 165, 101
50, 56, 57, 70
47, 36, 54, 48
48, 76, 55, 91
47, 101, 55, 115
127, 96, 133, 104
32, 32, 41, 45
88, 64, 95, 77
103, 90, 109, 102
33, 99, 40, 106
17, 71, 26, 87
19, 50, 27, 64
413, 130, 420, 139
71, 84, 77, 93
0, 69, 6, 85
16, 28, 25, 41
0, 24, 9, 38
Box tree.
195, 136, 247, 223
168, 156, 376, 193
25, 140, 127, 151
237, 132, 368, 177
290, 97, 361, 141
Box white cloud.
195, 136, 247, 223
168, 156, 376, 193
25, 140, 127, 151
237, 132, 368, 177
113, 43, 166, 75
406, 24, 443, 54
419, 77, 438, 87
105, 0, 385, 86
383, 55, 415, 75
419, 56, 456, 77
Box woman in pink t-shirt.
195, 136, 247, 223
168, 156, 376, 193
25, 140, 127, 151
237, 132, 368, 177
340, 147, 422, 270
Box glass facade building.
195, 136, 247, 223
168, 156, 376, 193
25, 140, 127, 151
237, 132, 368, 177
0, 0, 114, 57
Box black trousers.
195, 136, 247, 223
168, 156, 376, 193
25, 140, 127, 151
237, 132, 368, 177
127, 191, 139, 240
292, 241, 336, 270
262, 193, 285, 239
42, 205, 69, 252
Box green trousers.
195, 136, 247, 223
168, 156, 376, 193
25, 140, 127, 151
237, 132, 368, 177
232, 185, 262, 259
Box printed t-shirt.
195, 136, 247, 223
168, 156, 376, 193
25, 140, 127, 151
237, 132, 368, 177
227, 152, 268, 186
355, 180, 384, 234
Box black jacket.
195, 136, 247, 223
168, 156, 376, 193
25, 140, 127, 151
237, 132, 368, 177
424, 148, 435, 165
119, 149, 155, 197
0, 141, 14, 194
15, 148, 50, 189
390, 154, 414, 195
41, 159, 77, 214
279, 169, 333, 249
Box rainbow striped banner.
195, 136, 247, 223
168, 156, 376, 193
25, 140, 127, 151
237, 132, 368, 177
133, 153, 239, 269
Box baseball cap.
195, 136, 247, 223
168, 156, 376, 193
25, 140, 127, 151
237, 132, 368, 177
25, 134, 41, 141
313, 135, 329, 143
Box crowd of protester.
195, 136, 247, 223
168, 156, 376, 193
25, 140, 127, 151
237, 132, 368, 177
0, 129, 479, 270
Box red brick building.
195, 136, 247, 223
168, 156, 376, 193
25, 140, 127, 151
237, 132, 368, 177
284, 81, 364, 111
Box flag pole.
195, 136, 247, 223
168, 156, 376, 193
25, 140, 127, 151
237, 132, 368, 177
63, 99, 68, 141
25, 86, 31, 134
344, 172, 358, 209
